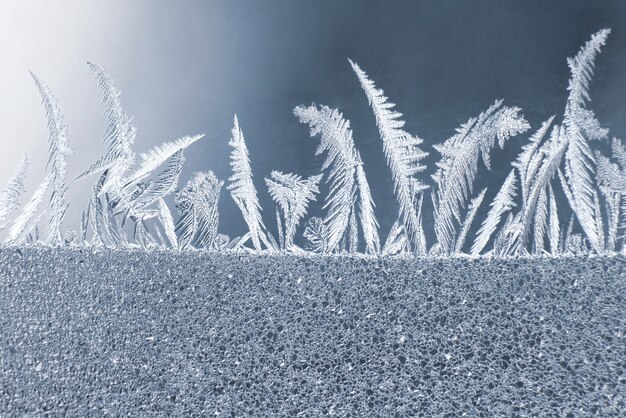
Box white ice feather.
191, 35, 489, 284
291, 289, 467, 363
562, 29, 611, 252
471, 170, 517, 256
521, 126, 568, 247
455, 188, 486, 254
532, 187, 548, 253
355, 160, 380, 254
350, 59, 428, 253
294, 104, 380, 254
303, 216, 330, 253
128, 149, 186, 213
227, 115, 271, 251
78, 62, 136, 194
433, 100, 529, 254
30, 72, 72, 245
514, 116, 554, 204
124, 135, 204, 188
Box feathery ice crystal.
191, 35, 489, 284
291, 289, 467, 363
1, 29, 624, 257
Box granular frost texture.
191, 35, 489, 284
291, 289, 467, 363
0, 248, 624, 416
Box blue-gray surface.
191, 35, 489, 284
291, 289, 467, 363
0, 248, 624, 416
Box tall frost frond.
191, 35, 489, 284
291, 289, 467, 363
30, 72, 72, 245
455, 188, 486, 254
275, 206, 285, 249
265, 171, 321, 249
5, 174, 51, 245
303, 216, 330, 253
294, 103, 379, 253
78, 62, 136, 193
349, 59, 428, 253
432, 100, 529, 254
565, 29, 611, 112
603, 189, 621, 252
104, 194, 123, 247
490, 213, 526, 257
174, 197, 195, 250
0, 155, 28, 231
520, 125, 568, 248
471, 170, 517, 255
134, 216, 158, 249
562, 29, 611, 252
227, 115, 270, 251
294, 104, 357, 251
189, 172, 222, 249
91, 173, 108, 247
513, 116, 554, 204
176, 171, 223, 250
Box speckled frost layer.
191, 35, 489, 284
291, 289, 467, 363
0, 248, 624, 416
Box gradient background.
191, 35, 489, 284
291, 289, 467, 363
1, 0, 625, 243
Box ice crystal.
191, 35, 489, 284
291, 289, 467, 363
1, 29, 624, 256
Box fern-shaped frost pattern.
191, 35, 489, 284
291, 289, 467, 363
176, 171, 223, 250
265, 171, 321, 250
350, 59, 428, 253
228, 116, 270, 251
562, 29, 611, 251
30, 72, 72, 245
432, 100, 529, 254
294, 104, 380, 254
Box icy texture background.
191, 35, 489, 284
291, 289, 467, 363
1, 249, 624, 416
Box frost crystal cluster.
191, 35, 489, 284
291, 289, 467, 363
0, 29, 625, 257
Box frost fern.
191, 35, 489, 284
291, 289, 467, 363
350, 59, 428, 254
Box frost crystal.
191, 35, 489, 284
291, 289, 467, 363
350, 59, 429, 254
563, 29, 611, 252
472, 170, 517, 255
0, 155, 28, 232
294, 104, 380, 254
29, 72, 72, 245
432, 100, 529, 254
265, 171, 321, 250
175, 171, 223, 250
228, 115, 275, 251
